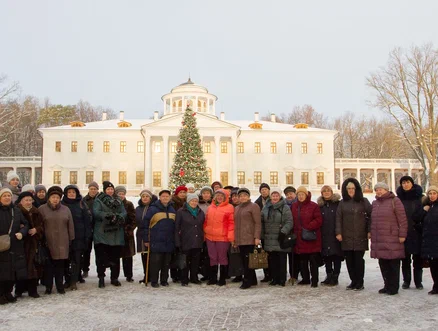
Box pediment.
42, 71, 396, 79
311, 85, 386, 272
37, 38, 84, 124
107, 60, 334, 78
142, 113, 241, 130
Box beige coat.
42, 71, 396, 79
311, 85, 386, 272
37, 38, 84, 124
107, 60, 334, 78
234, 201, 261, 246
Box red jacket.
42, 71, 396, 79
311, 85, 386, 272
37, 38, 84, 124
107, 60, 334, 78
292, 193, 323, 254
204, 189, 235, 242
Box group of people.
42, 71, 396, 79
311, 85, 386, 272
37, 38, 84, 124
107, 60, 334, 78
1, 168, 437, 306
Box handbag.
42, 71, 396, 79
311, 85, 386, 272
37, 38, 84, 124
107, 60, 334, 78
228, 246, 244, 277
0, 209, 14, 252
248, 246, 269, 269
279, 233, 297, 249
171, 251, 187, 270
34, 241, 49, 266
298, 206, 317, 241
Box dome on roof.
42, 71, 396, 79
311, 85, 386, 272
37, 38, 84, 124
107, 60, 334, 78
170, 78, 209, 93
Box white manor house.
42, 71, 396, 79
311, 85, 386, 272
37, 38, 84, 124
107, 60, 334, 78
0, 79, 425, 195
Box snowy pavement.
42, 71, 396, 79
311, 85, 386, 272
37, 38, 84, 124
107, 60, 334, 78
0, 253, 437, 331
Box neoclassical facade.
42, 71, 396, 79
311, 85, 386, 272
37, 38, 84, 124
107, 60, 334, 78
38, 79, 339, 194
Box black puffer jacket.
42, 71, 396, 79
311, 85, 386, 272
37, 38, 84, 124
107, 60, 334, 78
413, 196, 438, 259
396, 184, 423, 255
175, 203, 205, 251
318, 193, 343, 257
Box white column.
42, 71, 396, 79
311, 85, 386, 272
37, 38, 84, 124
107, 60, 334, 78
212, 100, 216, 114
163, 136, 169, 188
144, 134, 152, 188
391, 168, 396, 191
214, 136, 220, 181
195, 96, 198, 112
170, 98, 173, 113
231, 136, 237, 185
31, 167, 36, 186
372, 168, 377, 188
339, 167, 343, 188
408, 167, 412, 177
357, 168, 361, 181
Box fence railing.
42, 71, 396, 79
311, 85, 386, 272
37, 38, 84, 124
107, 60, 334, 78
0, 156, 42, 162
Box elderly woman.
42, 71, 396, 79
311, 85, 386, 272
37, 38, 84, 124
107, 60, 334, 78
261, 188, 292, 287
15, 191, 44, 298
371, 182, 407, 295
292, 186, 323, 288
198, 186, 213, 281
0, 188, 28, 305
204, 189, 234, 286
198, 186, 213, 214
33, 184, 47, 208
413, 186, 438, 295
4, 170, 21, 203
318, 185, 343, 286
175, 193, 205, 286
336, 178, 372, 291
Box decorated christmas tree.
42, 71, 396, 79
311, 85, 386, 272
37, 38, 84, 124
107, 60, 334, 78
169, 107, 209, 189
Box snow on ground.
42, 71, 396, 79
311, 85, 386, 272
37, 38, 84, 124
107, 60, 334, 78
0, 253, 437, 331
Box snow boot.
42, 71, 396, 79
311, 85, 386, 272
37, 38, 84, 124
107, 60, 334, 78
329, 273, 339, 286
207, 265, 218, 285
321, 272, 333, 285
218, 265, 227, 286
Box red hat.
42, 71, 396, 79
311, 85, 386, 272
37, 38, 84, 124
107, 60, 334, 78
175, 185, 187, 195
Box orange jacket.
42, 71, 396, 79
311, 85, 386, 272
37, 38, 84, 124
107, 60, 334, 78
204, 189, 235, 242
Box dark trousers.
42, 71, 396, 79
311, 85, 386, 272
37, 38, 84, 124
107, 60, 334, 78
269, 251, 287, 283
65, 249, 83, 285
344, 250, 365, 286
288, 253, 301, 279
15, 279, 38, 296
379, 259, 401, 294
324, 255, 342, 275
401, 251, 423, 286
122, 257, 133, 279
239, 245, 257, 286
149, 252, 172, 284
81, 239, 93, 273
429, 259, 438, 291
182, 248, 201, 284
261, 240, 270, 279
45, 258, 66, 290
0, 281, 14, 296
200, 242, 211, 280
95, 244, 121, 280
299, 253, 320, 285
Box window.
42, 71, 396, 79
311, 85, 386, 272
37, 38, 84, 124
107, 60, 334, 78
102, 171, 110, 182
270, 142, 277, 154
301, 172, 309, 185
317, 172, 324, 185
207, 168, 212, 183
254, 142, 261, 153
317, 143, 323, 154
221, 141, 228, 153
220, 172, 229, 186
154, 141, 161, 153
254, 171, 262, 185
71, 141, 78, 152
53, 171, 61, 185
286, 142, 292, 154
137, 141, 144, 153
119, 171, 127, 184
153, 172, 161, 187
136, 171, 144, 185
103, 141, 110, 153
204, 142, 211, 153
55, 141, 61, 152
237, 171, 245, 185
70, 171, 78, 184
286, 172, 294, 185
120, 141, 127, 153
270, 171, 278, 185
301, 142, 308, 154
237, 142, 244, 153
171, 142, 177, 153
86, 171, 94, 184
87, 141, 94, 152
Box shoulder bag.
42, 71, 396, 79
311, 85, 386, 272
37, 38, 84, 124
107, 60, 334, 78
0, 209, 14, 252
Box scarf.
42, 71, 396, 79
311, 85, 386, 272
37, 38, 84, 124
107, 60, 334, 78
186, 203, 199, 217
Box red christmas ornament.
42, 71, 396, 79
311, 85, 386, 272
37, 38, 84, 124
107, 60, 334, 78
179, 168, 185, 177
192, 112, 196, 116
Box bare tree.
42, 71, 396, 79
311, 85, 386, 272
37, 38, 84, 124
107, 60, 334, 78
261, 105, 329, 128
0, 74, 20, 101
367, 44, 438, 186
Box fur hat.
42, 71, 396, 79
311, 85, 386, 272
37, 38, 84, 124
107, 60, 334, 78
88, 181, 99, 190
399, 176, 415, 186
186, 193, 199, 204
259, 183, 270, 193
21, 184, 35, 193
284, 186, 296, 194
237, 188, 251, 196
103, 181, 114, 192
35, 184, 47, 193
374, 182, 389, 191
140, 189, 153, 198
270, 187, 282, 195
47, 186, 63, 198
17, 191, 33, 204
175, 185, 187, 195
200, 186, 213, 195
296, 186, 309, 196
6, 170, 19, 183
0, 187, 12, 198
115, 186, 127, 196
427, 186, 438, 195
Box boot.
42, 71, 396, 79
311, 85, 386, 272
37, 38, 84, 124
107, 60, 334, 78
0, 295, 8, 305
414, 269, 423, 289
329, 273, 339, 286
207, 265, 218, 285
232, 275, 243, 283
98, 278, 105, 288
218, 265, 227, 286
321, 272, 333, 285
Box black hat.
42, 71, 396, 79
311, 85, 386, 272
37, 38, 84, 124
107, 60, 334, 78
223, 185, 234, 191
103, 181, 114, 192
17, 191, 33, 205
259, 183, 270, 193
399, 176, 415, 186
284, 186, 296, 194
159, 189, 171, 196
47, 186, 63, 198
237, 188, 251, 196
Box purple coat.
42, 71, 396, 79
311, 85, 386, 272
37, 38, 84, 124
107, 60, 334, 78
370, 192, 408, 260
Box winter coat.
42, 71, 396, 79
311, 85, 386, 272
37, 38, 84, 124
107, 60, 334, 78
234, 201, 262, 246
62, 186, 92, 251
142, 200, 176, 253
135, 195, 157, 253
0, 204, 29, 281
121, 199, 136, 258
292, 193, 323, 254
261, 198, 293, 252
93, 192, 126, 247
413, 197, 438, 259
318, 194, 343, 257
198, 199, 211, 215
39, 202, 75, 260
254, 195, 269, 211
370, 192, 408, 260
396, 184, 423, 255
175, 203, 205, 251
17, 204, 44, 279
204, 189, 234, 242
172, 195, 185, 211
33, 196, 47, 208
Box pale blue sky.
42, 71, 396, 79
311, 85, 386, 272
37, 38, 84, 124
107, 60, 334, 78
1, 0, 437, 120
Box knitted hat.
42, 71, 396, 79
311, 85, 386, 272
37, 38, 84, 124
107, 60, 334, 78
283, 186, 296, 194
296, 186, 308, 196
211, 181, 223, 190
17, 191, 33, 204
374, 182, 389, 191
35, 184, 47, 193
399, 176, 415, 186
200, 186, 213, 195
21, 184, 35, 193
427, 186, 438, 194
103, 181, 114, 192
237, 188, 251, 196
186, 183, 195, 189
0, 187, 12, 198
140, 189, 153, 198
88, 181, 99, 190
175, 185, 187, 195
159, 189, 171, 196
6, 170, 19, 183
115, 186, 127, 195
321, 185, 333, 193
259, 183, 270, 193
270, 187, 282, 195
47, 186, 63, 198
186, 193, 199, 204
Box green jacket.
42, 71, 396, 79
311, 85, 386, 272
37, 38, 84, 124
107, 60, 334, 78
261, 198, 293, 252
